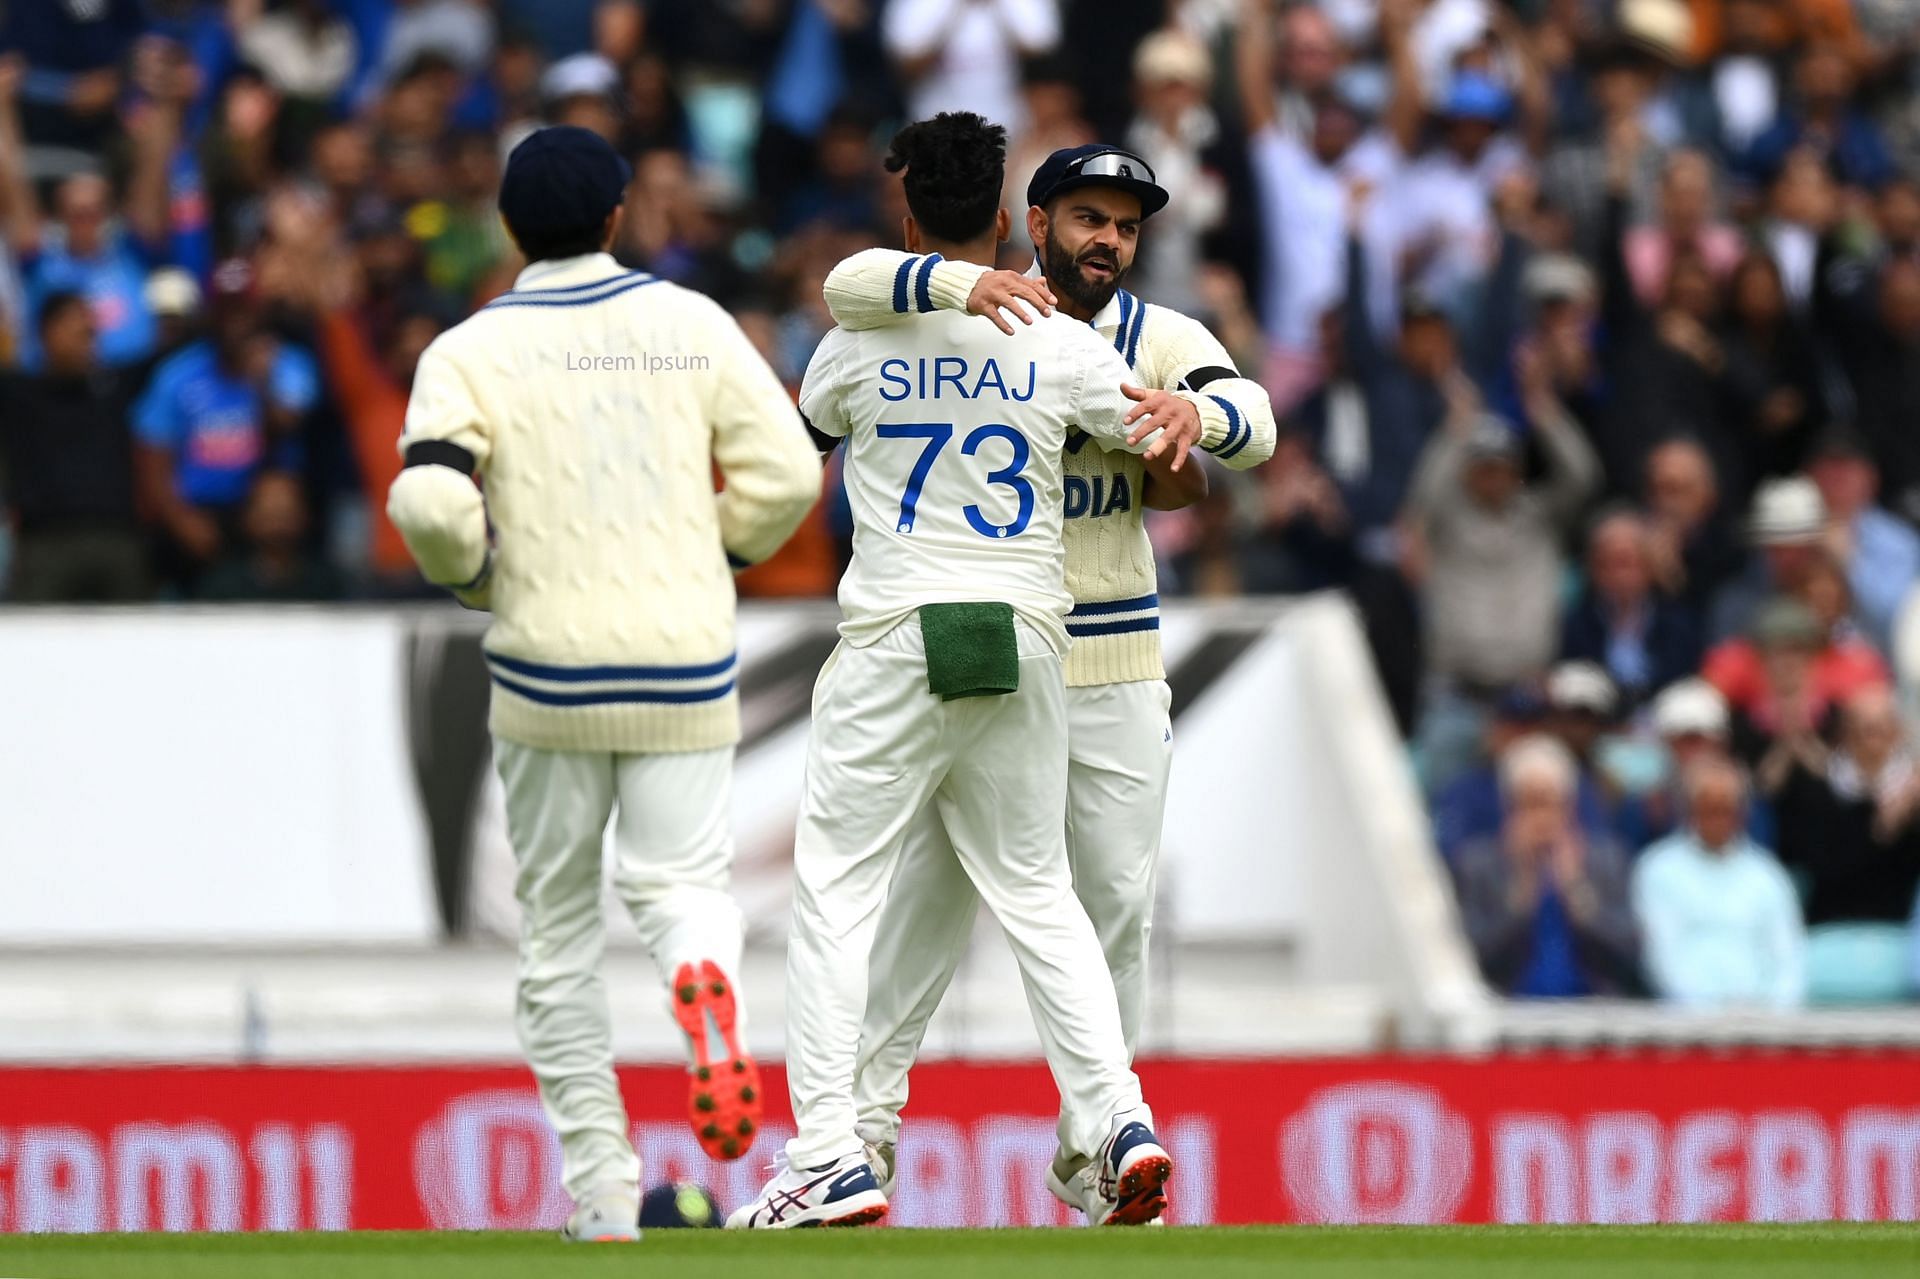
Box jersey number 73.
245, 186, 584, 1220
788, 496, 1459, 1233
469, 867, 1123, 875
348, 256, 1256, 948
874, 422, 1034, 539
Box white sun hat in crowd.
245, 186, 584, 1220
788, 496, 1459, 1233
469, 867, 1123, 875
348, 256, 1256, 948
1650, 678, 1730, 741
541, 53, 619, 104
1746, 476, 1826, 546
1547, 661, 1619, 719
143, 267, 203, 318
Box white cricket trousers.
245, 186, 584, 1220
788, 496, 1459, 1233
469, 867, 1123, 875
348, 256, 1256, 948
494, 739, 746, 1199
854, 679, 1173, 1159
783, 618, 1147, 1170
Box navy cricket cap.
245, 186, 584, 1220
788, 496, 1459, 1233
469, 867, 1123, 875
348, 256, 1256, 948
497, 125, 632, 241
1026, 145, 1170, 219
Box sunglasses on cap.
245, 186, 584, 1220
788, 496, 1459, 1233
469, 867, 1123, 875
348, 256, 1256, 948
1064, 149, 1157, 186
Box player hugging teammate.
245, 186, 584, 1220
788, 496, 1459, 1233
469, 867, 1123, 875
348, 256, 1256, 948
393, 111, 1272, 1242
731, 112, 1276, 1231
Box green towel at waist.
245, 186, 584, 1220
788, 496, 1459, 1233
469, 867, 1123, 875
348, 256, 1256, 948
918, 602, 1020, 700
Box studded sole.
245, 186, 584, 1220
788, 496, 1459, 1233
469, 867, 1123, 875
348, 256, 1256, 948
672, 959, 762, 1162
1116, 1154, 1172, 1203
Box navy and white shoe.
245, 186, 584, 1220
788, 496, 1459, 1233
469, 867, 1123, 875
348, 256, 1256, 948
1047, 1158, 1169, 1227
561, 1184, 641, 1242
725, 1151, 889, 1229
1091, 1112, 1173, 1226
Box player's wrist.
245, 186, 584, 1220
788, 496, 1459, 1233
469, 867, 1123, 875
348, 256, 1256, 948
928, 258, 992, 314
1176, 390, 1232, 454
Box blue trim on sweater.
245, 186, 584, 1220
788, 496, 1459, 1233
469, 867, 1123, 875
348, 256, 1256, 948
492, 674, 738, 706
1066, 616, 1161, 638
1068, 593, 1159, 617
892, 256, 917, 313
485, 651, 737, 683
483, 276, 660, 309
914, 253, 940, 313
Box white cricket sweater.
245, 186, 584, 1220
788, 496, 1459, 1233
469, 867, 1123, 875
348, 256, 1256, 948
388, 253, 821, 753
822, 249, 1277, 685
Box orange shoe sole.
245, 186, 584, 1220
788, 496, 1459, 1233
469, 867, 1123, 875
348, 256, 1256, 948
1104, 1190, 1168, 1226
672, 959, 762, 1162
1104, 1154, 1171, 1225
800, 1203, 889, 1228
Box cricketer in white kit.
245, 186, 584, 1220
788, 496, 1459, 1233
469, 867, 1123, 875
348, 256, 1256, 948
729, 113, 1224, 1231
386, 126, 821, 1243
818, 142, 1278, 1222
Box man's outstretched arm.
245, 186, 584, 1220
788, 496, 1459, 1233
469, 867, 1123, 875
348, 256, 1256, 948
822, 247, 1056, 334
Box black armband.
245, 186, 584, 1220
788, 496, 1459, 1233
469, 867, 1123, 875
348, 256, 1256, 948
800, 413, 842, 456
403, 440, 478, 475
1176, 365, 1239, 392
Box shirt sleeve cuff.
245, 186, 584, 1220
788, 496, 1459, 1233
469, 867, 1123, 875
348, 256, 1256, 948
1178, 390, 1233, 455
927, 258, 991, 314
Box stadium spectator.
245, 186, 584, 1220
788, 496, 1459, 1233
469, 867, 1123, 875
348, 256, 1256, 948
1431, 683, 1616, 865
1122, 31, 1225, 319
1710, 476, 1828, 642
1762, 685, 1920, 1000
883, 0, 1061, 140
1633, 755, 1806, 1008
197, 469, 340, 603
374, 0, 496, 90
1542, 661, 1622, 781
312, 273, 449, 594
131, 259, 318, 590
1805, 428, 1920, 655
236, 0, 358, 128
1613, 676, 1761, 850
1593, 144, 1733, 503
1237, 0, 1403, 410
0, 291, 147, 602
1642, 436, 1744, 611
0, 0, 144, 159
1240, 426, 1353, 596
1295, 234, 1448, 569
1705, 595, 1889, 761
0, 52, 181, 371
1450, 733, 1643, 997
1838, 258, 1920, 526
1718, 251, 1826, 486
1560, 505, 1704, 708
138, 266, 204, 376
1402, 350, 1600, 786
1740, 43, 1894, 193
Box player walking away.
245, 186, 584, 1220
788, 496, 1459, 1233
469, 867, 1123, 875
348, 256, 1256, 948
386, 126, 820, 1243
818, 143, 1277, 1223
728, 112, 1215, 1230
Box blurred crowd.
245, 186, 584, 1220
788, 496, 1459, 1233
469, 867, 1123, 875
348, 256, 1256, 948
3, 0, 1920, 1000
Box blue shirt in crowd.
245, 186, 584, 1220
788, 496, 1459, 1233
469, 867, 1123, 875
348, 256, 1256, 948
1512, 887, 1591, 998
132, 340, 318, 508
17, 233, 159, 370
1631, 831, 1806, 1009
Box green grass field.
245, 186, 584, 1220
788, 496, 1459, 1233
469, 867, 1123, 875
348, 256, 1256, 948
1, 1226, 1916, 1279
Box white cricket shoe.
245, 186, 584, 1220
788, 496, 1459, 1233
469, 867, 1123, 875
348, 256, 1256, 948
864, 1139, 898, 1201
561, 1184, 641, 1242
725, 1151, 889, 1229
1046, 1159, 1169, 1227
1086, 1111, 1174, 1226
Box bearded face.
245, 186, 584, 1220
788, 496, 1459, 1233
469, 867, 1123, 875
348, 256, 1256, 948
1034, 187, 1143, 319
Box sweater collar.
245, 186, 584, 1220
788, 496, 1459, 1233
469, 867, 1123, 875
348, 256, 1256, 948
513, 251, 627, 292
1025, 258, 1129, 337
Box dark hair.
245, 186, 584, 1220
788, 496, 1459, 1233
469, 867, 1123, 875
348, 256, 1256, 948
884, 112, 1007, 244
36, 289, 88, 335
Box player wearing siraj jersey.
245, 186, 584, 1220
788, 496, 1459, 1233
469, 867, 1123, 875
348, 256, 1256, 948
819, 143, 1277, 1224
729, 113, 1208, 1231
